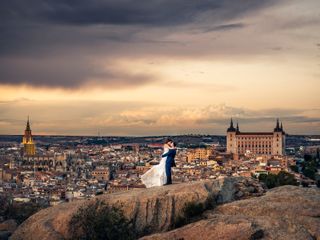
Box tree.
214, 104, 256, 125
258, 173, 276, 189
303, 168, 316, 180
276, 171, 299, 186
258, 171, 298, 189
0, 195, 46, 224
303, 159, 317, 180
289, 165, 299, 173
298, 154, 319, 180
304, 154, 312, 162
69, 200, 135, 240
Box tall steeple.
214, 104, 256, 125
274, 118, 282, 132
22, 116, 36, 156
26, 115, 31, 131
236, 122, 240, 133
227, 118, 236, 132
280, 121, 285, 134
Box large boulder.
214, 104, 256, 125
141, 186, 320, 240
11, 177, 263, 240
141, 216, 264, 240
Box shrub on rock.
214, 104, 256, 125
69, 200, 135, 240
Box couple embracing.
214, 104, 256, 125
141, 139, 177, 188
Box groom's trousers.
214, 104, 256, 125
165, 160, 172, 184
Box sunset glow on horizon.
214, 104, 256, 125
1, 0, 320, 135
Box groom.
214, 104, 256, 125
162, 139, 177, 185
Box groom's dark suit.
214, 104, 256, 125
162, 149, 176, 185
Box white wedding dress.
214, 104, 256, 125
141, 148, 168, 188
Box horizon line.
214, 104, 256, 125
1, 133, 320, 138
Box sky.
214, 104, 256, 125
0, 0, 320, 136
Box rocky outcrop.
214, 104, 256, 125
11, 177, 263, 240
141, 216, 264, 240
142, 186, 320, 240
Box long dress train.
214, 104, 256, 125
141, 148, 168, 188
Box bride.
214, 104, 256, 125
141, 139, 173, 188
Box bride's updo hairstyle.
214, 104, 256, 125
164, 138, 173, 144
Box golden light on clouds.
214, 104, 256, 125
0, 0, 320, 135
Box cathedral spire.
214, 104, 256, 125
236, 122, 240, 132
22, 116, 35, 156
26, 116, 31, 131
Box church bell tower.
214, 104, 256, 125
22, 116, 36, 156
226, 118, 237, 154
272, 118, 285, 155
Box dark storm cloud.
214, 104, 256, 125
0, 57, 155, 89
1, 0, 278, 26
0, 0, 281, 88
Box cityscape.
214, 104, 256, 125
1, 117, 319, 207
1, 0, 320, 239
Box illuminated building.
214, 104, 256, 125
22, 116, 36, 156
226, 119, 286, 156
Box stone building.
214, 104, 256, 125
226, 119, 286, 156
19, 117, 67, 172
92, 167, 110, 181
187, 148, 212, 162
21, 153, 67, 172
21, 117, 36, 156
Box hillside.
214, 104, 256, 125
10, 177, 320, 240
